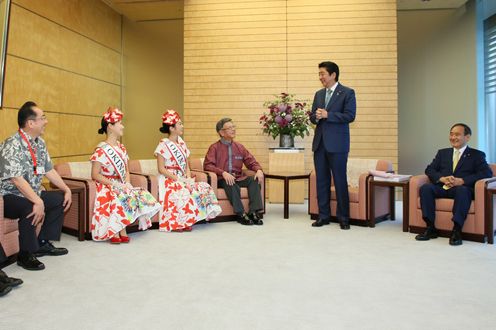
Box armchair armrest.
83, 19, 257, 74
130, 173, 148, 190
191, 170, 208, 183
474, 177, 496, 215
409, 175, 430, 225
203, 170, 218, 195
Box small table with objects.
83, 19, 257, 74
368, 177, 410, 231
264, 171, 310, 219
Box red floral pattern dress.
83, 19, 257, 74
154, 137, 221, 232
90, 142, 160, 241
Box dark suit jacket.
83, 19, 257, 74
310, 83, 356, 152
425, 147, 492, 189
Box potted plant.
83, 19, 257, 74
259, 93, 311, 148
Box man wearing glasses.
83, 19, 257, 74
0, 101, 72, 272
204, 118, 264, 225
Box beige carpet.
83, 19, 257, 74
1, 202, 495, 330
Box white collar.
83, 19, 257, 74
326, 82, 339, 93
454, 145, 468, 155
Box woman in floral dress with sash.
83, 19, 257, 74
155, 110, 221, 232
90, 107, 160, 243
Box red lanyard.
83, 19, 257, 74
19, 130, 38, 175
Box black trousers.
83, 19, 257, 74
218, 176, 263, 215
3, 191, 64, 253
419, 183, 473, 228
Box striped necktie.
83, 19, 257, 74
325, 89, 332, 107
453, 149, 460, 172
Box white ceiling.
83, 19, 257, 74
101, 0, 470, 21
102, 0, 184, 21
397, 0, 469, 10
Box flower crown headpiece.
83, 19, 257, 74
103, 107, 123, 124
162, 109, 180, 126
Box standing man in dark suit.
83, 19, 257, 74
415, 123, 492, 245
310, 61, 356, 230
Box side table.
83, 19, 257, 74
485, 188, 496, 244
369, 178, 410, 231
45, 183, 85, 241
264, 172, 310, 219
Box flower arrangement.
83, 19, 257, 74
259, 93, 311, 139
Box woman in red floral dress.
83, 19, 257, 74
90, 107, 160, 243
154, 110, 221, 232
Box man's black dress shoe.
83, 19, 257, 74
17, 252, 45, 271
339, 219, 350, 230
415, 226, 439, 241
449, 229, 463, 246
0, 270, 23, 287
34, 242, 69, 257
312, 218, 330, 227
248, 213, 263, 225
0, 282, 11, 297
237, 214, 253, 226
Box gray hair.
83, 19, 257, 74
216, 117, 233, 133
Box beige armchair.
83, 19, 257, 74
0, 194, 42, 261
308, 159, 393, 226
189, 158, 265, 221
408, 164, 496, 243
54, 161, 147, 238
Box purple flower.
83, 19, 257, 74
285, 114, 292, 122
277, 104, 287, 113
275, 115, 283, 124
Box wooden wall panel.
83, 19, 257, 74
13, 0, 121, 51
1, 1, 122, 163
3, 56, 120, 116
8, 4, 120, 85
184, 0, 398, 180
184, 0, 288, 172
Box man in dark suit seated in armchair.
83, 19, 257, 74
415, 123, 492, 246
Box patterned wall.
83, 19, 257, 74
183, 0, 398, 171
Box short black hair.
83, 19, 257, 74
216, 118, 232, 133
451, 123, 472, 136
18, 101, 38, 128
318, 61, 339, 81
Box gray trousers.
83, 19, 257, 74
218, 176, 263, 215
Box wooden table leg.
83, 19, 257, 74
389, 187, 396, 220
369, 182, 376, 227
77, 190, 85, 241
403, 184, 409, 232
487, 190, 494, 244
283, 178, 289, 219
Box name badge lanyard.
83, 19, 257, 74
19, 130, 38, 175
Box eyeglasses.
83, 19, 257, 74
222, 125, 236, 131
29, 115, 47, 122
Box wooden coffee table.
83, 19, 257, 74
264, 172, 310, 219
368, 178, 410, 231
